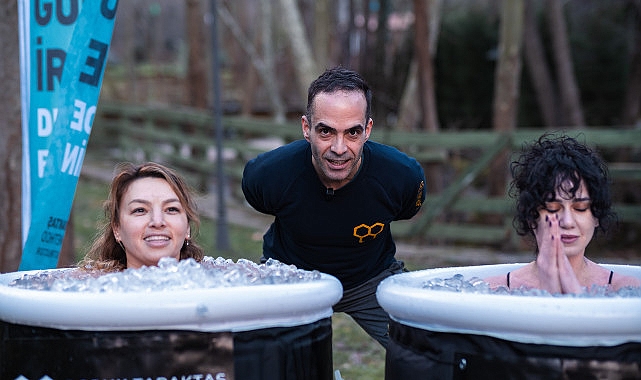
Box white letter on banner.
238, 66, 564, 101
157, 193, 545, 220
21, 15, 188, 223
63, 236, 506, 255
38, 149, 49, 178
37, 108, 58, 137
61, 142, 79, 175
69, 99, 86, 132
74, 140, 87, 176
70, 99, 96, 134
84, 104, 96, 134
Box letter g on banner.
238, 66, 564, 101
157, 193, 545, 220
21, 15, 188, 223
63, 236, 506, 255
101, 0, 118, 19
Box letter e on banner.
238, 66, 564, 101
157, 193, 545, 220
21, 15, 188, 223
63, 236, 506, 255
79, 39, 108, 87
70, 99, 94, 134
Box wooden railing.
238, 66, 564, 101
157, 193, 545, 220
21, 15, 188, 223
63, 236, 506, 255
91, 102, 641, 247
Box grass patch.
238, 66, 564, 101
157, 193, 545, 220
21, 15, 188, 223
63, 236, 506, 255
72, 177, 109, 261
332, 313, 386, 379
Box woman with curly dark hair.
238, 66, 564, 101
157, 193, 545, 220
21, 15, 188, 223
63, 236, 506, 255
79, 162, 204, 272
486, 134, 640, 293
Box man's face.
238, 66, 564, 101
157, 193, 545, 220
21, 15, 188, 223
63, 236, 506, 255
302, 90, 372, 190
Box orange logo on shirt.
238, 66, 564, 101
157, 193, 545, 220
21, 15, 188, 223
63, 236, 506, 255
416, 181, 425, 207
353, 222, 385, 243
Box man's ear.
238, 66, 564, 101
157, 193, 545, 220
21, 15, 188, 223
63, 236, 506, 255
364, 117, 373, 140
302, 115, 311, 140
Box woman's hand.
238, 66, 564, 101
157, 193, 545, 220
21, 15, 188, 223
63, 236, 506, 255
536, 213, 582, 294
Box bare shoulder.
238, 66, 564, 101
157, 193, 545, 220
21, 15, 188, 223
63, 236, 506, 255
484, 274, 507, 288
611, 272, 641, 290
484, 264, 528, 288
484, 263, 536, 290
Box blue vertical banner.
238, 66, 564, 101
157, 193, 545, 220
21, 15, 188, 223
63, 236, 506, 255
19, 0, 119, 271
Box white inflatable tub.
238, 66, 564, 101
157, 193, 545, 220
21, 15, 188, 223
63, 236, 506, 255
378, 263, 641, 346
377, 263, 641, 380
0, 267, 343, 380
0, 268, 342, 332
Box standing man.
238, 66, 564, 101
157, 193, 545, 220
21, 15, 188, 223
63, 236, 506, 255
242, 67, 426, 348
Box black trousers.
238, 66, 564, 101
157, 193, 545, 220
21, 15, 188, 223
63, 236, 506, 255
332, 260, 406, 348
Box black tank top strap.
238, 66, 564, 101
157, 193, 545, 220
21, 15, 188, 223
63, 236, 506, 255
506, 271, 511, 288
608, 270, 614, 285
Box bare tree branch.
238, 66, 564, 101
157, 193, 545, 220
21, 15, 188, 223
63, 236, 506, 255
217, 1, 285, 120
277, 0, 319, 99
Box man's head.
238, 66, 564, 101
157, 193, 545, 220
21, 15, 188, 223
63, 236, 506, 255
302, 67, 373, 190
305, 67, 372, 124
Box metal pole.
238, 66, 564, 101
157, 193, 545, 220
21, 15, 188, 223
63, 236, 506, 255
210, 0, 230, 251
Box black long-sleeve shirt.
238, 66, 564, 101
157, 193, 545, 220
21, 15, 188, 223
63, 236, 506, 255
242, 139, 426, 289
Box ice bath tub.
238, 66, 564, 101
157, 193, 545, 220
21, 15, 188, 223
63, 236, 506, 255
377, 263, 641, 380
0, 266, 343, 380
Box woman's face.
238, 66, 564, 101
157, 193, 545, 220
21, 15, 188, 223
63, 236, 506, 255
534, 179, 598, 258
113, 177, 190, 268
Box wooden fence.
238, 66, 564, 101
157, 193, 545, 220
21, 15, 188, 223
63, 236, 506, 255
92, 102, 641, 248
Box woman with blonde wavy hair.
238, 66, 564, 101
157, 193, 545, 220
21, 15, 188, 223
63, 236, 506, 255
80, 162, 204, 272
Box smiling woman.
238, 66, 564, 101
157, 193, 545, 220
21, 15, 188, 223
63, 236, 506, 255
79, 162, 204, 271
113, 176, 191, 268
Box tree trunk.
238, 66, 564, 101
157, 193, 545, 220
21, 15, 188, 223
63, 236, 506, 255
493, 0, 525, 133
413, 0, 440, 132
622, 1, 641, 126
490, 0, 524, 196
235, 0, 258, 117
397, 0, 441, 131
335, 0, 352, 66
397, 61, 421, 130
123, 1, 138, 102
57, 214, 75, 268
277, 0, 319, 100
347, 0, 360, 68
186, 0, 209, 109
241, 51, 258, 117
374, 0, 390, 79
0, 1, 23, 272
523, 0, 559, 127
259, 0, 286, 122
411, 0, 444, 197
314, 0, 330, 68
546, 0, 585, 127
359, 0, 371, 74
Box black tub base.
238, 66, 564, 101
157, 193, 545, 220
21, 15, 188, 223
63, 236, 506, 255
385, 320, 641, 380
1, 317, 333, 380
